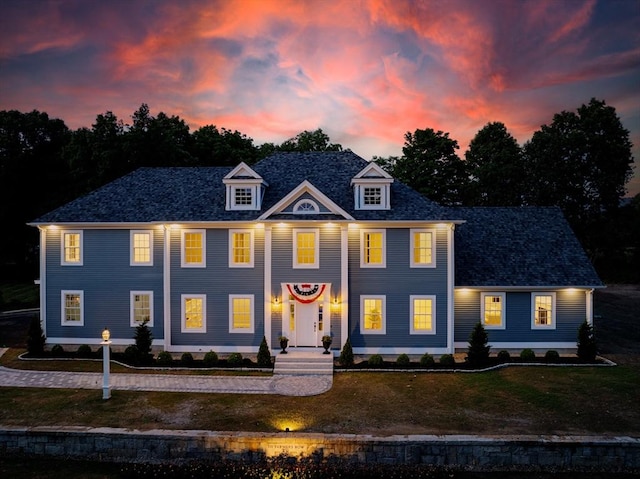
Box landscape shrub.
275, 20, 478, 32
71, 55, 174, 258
124, 345, 140, 364
497, 350, 511, 362
51, 344, 65, 357
181, 352, 194, 366
156, 351, 173, 366
338, 338, 354, 366
134, 319, 153, 364
520, 348, 536, 361
466, 322, 490, 366
227, 352, 243, 367
439, 354, 455, 366
396, 353, 410, 367
76, 344, 93, 358
26, 316, 46, 356
203, 350, 218, 367
368, 354, 384, 367
420, 353, 435, 367
577, 319, 597, 362
257, 336, 272, 367
545, 350, 560, 363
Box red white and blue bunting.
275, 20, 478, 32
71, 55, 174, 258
286, 283, 327, 304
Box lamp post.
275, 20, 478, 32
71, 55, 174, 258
101, 328, 112, 400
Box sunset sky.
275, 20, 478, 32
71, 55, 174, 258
1, 0, 639, 196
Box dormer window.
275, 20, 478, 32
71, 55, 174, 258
223, 162, 267, 211
234, 187, 253, 206
351, 162, 393, 210
363, 187, 382, 206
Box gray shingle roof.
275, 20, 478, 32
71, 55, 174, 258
452, 207, 603, 287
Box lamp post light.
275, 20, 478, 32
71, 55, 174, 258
101, 328, 112, 400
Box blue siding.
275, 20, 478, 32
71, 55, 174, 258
45, 228, 164, 342
348, 227, 449, 350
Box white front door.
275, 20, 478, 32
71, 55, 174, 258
295, 301, 318, 347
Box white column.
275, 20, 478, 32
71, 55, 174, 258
102, 341, 111, 400
264, 226, 273, 349
586, 289, 594, 326
163, 226, 171, 351
341, 225, 349, 349
447, 224, 455, 354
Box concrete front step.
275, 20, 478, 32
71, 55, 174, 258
274, 349, 334, 375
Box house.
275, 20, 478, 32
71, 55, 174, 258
29, 151, 603, 356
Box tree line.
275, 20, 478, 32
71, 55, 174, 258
0, 99, 637, 282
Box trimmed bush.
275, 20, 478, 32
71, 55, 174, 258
466, 322, 490, 366
26, 316, 46, 356
51, 344, 65, 357
203, 350, 218, 367
577, 319, 597, 362
124, 345, 140, 364
257, 336, 272, 367
497, 350, 511, 363
396, 353, 410, 367
181, 352, 194, 366
134, 319, 153, 364
227, 352, 243, 367
520, 348, 536, 361
339, 338, 354, 367
156, 351, 173, 366
545, 350, 560, 363
420, 353, 435, 367
368, 354, 384, 367
439, 354, 455, 366
76, 344, 93, 358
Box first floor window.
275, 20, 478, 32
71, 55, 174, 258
131, 231, 153, 265
532, 293, 555, 328
410, 296, 436, 334
482, 293, 505, 329
61, 290, 84, 326
361, 296, 385, 334
182, 294, 206, 332
62, 231, 83, 265
229, 295, 254, 333
131, 291, 153, 327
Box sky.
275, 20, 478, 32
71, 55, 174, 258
1, 0, 639, 196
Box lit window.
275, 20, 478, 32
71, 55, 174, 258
410, 296, 436, 334
61, 290, 84, 326
482, 293, 505, 329
62, 231, 83, 265
532, 293, 556, 329
182, 295, 206, 332
181, 230, 205, 267
294, 229, 319, 268
229, 230, 254, 267
229, 295, 254, 333
411, 229, 435, 267
361, 230, 385, 267
131, 291, 153, 327
363, 187, 382, 205
234, 187, 253, 206
130, 231, 153, 266
361, 296, 385, 334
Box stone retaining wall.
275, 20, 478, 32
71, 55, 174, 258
1, 426, 639, 471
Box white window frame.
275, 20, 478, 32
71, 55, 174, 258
531, 292, 556, 329
232, 186, 256, 210
130, 291, 154, 327
61, 290, 84, 326
410, 229, 436, 268
360, 229, 386, 268
481, 292, 506, 330
410, 295, 436, 335
360, 295, 386, 334
293, 228, 319, 269
293, 199, 319, 214
229, 294, 255, 333
229, 229, 254, 268
355, 184, 389, 210
61, 230, 83, 266
181, 294, 207, 333
130, 230, 153, 266
181, 229, 206, 268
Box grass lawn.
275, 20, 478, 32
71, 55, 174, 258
0, 281, 38, 311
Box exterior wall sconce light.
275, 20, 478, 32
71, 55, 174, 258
273, 296, 281, 310
101, 328, 112, 400
332, 297, 340, 312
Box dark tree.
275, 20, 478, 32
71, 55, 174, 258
134, 319, 153, 364
277, 128, 343, 152
191, 125, 259, 166
257, 336, 272, 367
26, 316, 46, 355
338, 338, 354, 367
577, 320, 597, 362
466, 322, 490, 366
464, 122, 524, 206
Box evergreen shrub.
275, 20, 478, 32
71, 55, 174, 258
338, 338, 354, 366
257, 336, 272, 367
466, 322, 490, 366
26, 316, 46, 355
577, 320, 597, 362
520, 348, 536, 361
76, 344, 92, 358
545, 350, 560, 363
439, 354, 455, 366
420, 353, 435, 367
51, 344, 65, 357
368, 354, 384, 367
124, 345, 139, 364
157, 351, 173, 366
134, 320, 153, 364
181, 352, 194, 366
227, 352, 243, 367
203, 350, 218, 367
497, 350, 511, 362
396, 353, 410, 367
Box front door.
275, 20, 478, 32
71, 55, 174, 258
295, 301, 318, 346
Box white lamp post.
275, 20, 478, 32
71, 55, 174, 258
101, 328, 112, 400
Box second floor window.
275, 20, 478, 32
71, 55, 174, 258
361, 230, 385, 267
131, 231, 152, 265
230, 230, 253, 267
62, 231, 82, 265
182, 230, 205, 267
294, 229, 319, 268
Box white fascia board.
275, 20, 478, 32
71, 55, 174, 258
455, 285, 605, 291
223, 162, 263, 181
352, 162, 393, 180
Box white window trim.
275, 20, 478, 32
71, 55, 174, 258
360, 229, 386, 268
181, 229, 206, 268
229, 229, 255, 268
410, 229, 436, 268
61, 230, 83, 266
130, 230, 153, 266
410, 295, 436, 335
481, 292, 506, 330
61, 290, 84, 326
354, 184, 390, 210
130, 291, 154, 327
231, 185, 257, 210
360, 295, 386, 335
531, 292, 556, 330
181, 294, 207, 333
293, 199, 319, 214
229, 294, 255, 333
293, 228, 320, 269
